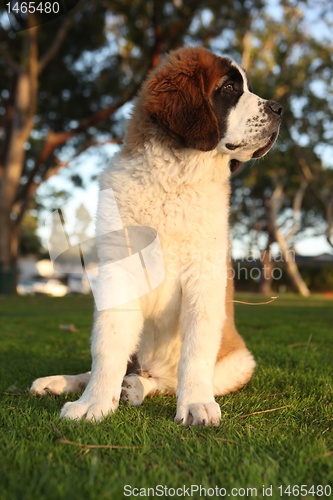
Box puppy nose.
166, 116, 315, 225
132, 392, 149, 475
267, 100, 283, 116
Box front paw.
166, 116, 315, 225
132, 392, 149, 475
60, 396, 119, 422
174, 401, 221, 427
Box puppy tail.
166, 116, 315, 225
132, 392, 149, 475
213, 348, 256, 396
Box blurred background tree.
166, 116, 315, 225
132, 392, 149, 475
230, 1, 333, 295
0, 0, 332, 294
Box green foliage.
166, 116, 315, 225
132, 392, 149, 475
0, 295, 332, 498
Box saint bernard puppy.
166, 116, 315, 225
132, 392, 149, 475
31, 47, 282, 426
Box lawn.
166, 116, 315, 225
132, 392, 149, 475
0, 295, 332, 499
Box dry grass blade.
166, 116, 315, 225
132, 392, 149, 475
228, 296, 279, 306
288, 342, 319, 348
239, 405, 292, 418
50, 423, 142, 449
214, 437, 237, 444
58, 438, 142, 450
306, 451, 333, 461
180, 436, 236, 444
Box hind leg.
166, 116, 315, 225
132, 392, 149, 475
30, 372, 91, 396
121, 373, 176, 406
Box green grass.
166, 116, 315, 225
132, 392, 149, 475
0, 295, 332, 499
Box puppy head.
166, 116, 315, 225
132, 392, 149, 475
142, 47, 282, 162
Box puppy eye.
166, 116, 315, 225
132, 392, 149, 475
223, 83, 235, 91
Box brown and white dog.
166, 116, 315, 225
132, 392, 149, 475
31, 47, 282, 426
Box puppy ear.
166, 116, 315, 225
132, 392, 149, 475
143, 70, 220, 151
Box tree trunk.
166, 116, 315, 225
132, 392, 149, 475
273, 225, 311, 297
0, 211, 16, 293
259, 199, 277, 295
269, 183, 311, 297
0, 73, 32, 294
0, 27, 38, 294
259, 242, 274, 294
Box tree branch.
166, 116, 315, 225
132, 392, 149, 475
295, 147, 333, 249
38, 13, 76, 72
241, 32, 252, 72
14, 156, 71, 225
15, 137, 123, 224
270, 178, 310, 296
0, 47, 20, 72
285, 178, 308, 240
